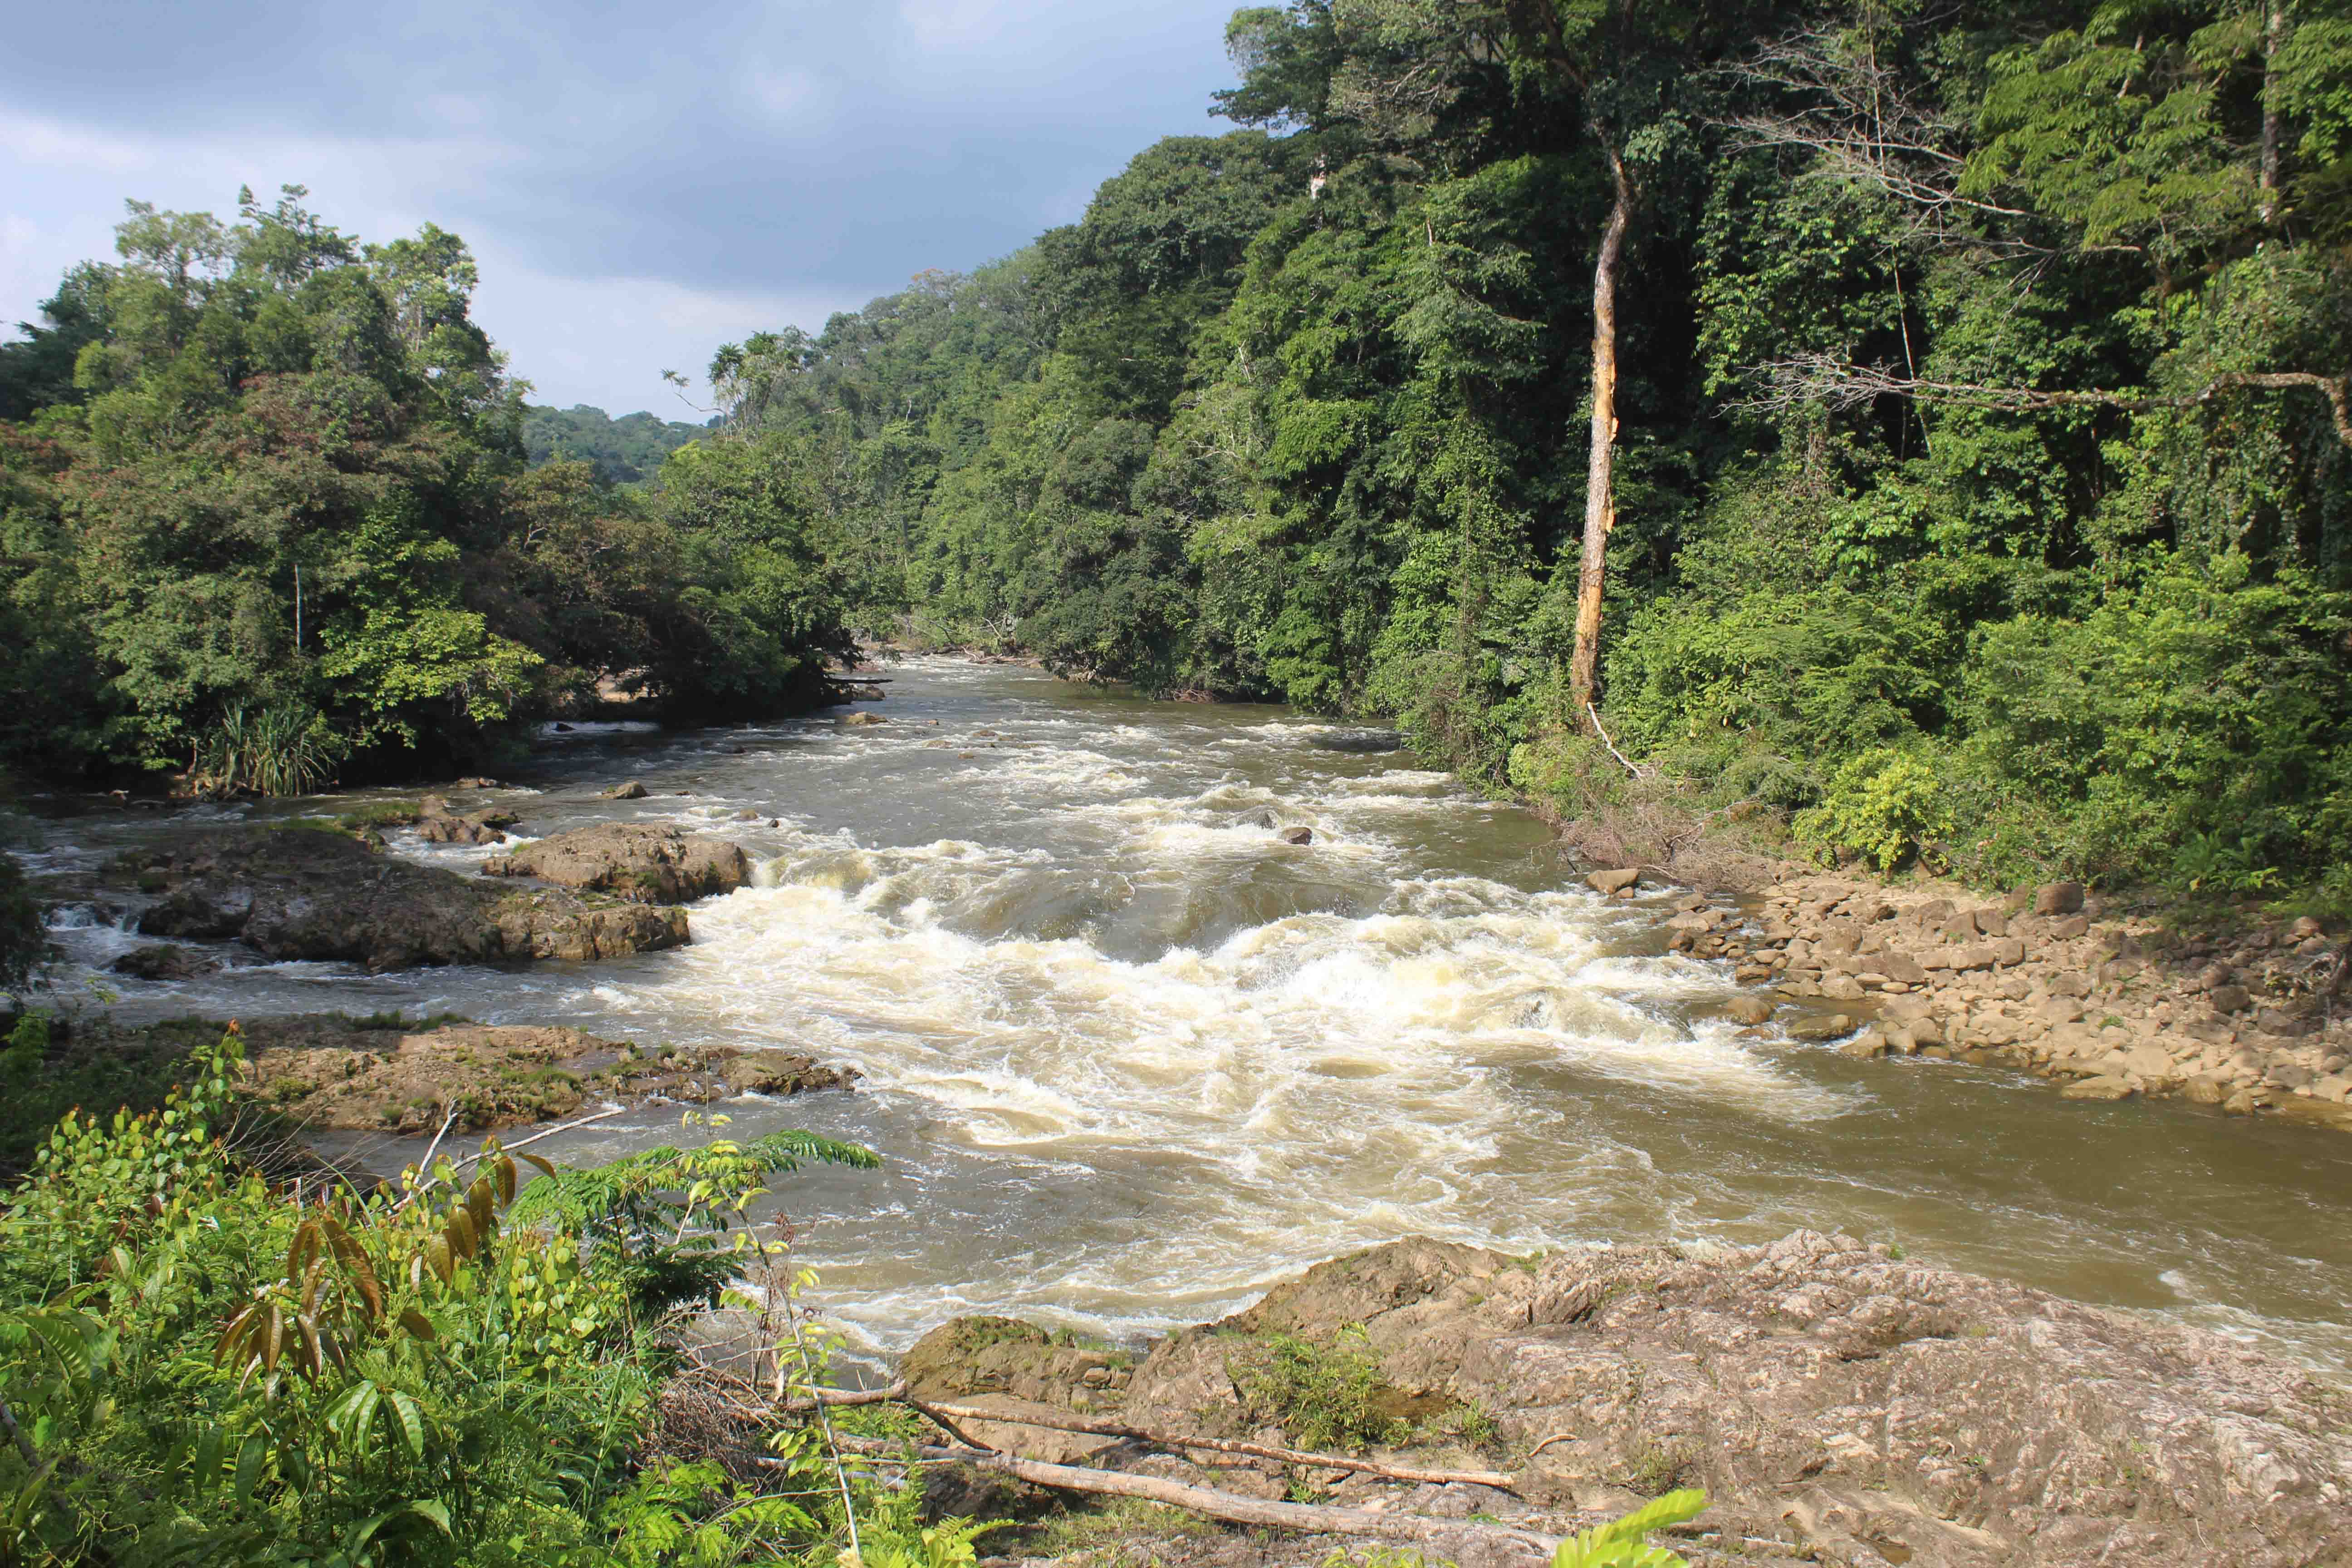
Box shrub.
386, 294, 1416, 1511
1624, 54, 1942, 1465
1793, 747, 1953, 872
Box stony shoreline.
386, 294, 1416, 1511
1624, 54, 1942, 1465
1604, 863, 2352, 1132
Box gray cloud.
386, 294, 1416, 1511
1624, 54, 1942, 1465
0, 0, 1244, 410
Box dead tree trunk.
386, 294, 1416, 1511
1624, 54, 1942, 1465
2261, 0, 2287, 222
1568, 145, 1634, 729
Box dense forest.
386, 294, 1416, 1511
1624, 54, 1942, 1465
7, 0, 2352, 903
675, 0, 2352, 899
0, 188, 858, 789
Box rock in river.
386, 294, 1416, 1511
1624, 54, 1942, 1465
110, 944, 221, 981
483, 823, 750, 904
118, 829, 688, 971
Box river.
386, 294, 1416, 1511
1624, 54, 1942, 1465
23, 657, 2352, 1371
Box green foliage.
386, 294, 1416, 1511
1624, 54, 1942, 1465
1548, 1489, 1708, 1568
0, 1024, 929, 1568
1794, 748, 1955, 873
507, 1122, 880, 1317
523, 405, 708, 487
189, 704, 349, 797
1231, 1324, 1405, 1453
0, 186, 861, 789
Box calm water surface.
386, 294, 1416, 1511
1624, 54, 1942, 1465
25, 659, 2352, 1369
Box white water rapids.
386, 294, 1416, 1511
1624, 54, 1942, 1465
28, 658, 2352, 1370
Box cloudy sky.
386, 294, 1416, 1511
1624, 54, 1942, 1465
0, 0, 1245, 414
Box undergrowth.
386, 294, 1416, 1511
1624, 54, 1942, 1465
0, 1018, 970, 1568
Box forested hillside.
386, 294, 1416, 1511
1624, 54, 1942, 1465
521, 403, 710, 486
0, 188, 857, 784
697, 0, 2352, 897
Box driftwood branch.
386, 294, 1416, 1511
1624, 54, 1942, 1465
797, 1436, 1561, 1563
1744, 354, 2352, 449
780, 1380, 1513, 1489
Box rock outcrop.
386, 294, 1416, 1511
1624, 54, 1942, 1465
118, 829, 688, 971
901, 1233, 2352, 1568
230, 1017, 854, 1131
1649, 871, 2352, 1133
483, 823, 751, 904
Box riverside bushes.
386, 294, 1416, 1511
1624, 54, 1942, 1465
0, 1024, 942, 1568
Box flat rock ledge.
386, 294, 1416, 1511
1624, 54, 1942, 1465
1621, 867, 2352, 1134
483, 822, 751, 904
897, 1232, 2350, 1568
118, 828, 688, 971
232, 1017, 855, 1132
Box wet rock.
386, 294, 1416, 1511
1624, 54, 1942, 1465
602, 781, 648, 800
732, 808, 761, 820
2062, 1074, 2138, 1102
1724, 994, 1774, 1026
1840, 1030, 1888, 1059
1277, 826, 1314, 845
1786, 1013, 1854, 1042
138, 886, 251, 939
109, 944, 222, 981
114, 829, 689, 971
2032, 880, 2085, 915
1308, 729, 1406, 754
714, 1049, 858, 1097
483, 823, 750, 904
452, 775, 499, 789
1585, 867, 1639, 895
415, 810, 507, 846
2184, 1072, 2233, 1105
842, 711, 887, 726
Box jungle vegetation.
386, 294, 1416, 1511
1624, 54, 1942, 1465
5, 0, 2351, 904
679, 0, 2352, 897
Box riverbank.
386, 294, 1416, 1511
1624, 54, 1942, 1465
1573, 854, 2352, 1135
676, 1230, 2352, 1568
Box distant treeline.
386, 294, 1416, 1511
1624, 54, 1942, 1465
522, 404, 710, 486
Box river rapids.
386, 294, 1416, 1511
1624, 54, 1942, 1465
23, 658, 2352, 1372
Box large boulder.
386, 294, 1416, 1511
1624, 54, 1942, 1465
119, 829, 688, 971
483, 823, 750, 904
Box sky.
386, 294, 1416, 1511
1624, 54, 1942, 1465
0, 0, 1247, 415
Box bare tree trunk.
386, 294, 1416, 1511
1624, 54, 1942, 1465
2261, 0, 2287, 222
1568, 147, 1633, 730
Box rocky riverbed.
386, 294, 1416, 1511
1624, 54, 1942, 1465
1591, 866, 2352, 1135
841, 1231, 2351, 1568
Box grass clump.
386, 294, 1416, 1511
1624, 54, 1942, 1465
1230, 1324, 1406, 1453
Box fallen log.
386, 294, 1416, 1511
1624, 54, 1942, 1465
794, 1436, 1562, 1563
781, 1380, 1514, 1490
906, 1395, 1516, 1491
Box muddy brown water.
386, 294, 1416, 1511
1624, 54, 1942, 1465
21, 658, 2352, 1370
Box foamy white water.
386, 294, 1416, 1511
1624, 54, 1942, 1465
24, 658, 2352, 1370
